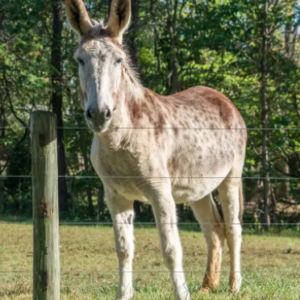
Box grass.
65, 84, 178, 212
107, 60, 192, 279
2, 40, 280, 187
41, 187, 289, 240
0, 223, 300, 300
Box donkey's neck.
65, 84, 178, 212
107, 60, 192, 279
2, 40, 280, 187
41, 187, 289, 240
116, 68, 144, 127
97, 68, 144, 147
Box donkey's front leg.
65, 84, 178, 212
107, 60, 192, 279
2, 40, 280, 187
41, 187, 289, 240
147, 187, 190, 300
106, 191, 134, 300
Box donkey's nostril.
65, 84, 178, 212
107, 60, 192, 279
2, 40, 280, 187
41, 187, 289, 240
86, 109, 93, 120
104, 109, 112, 120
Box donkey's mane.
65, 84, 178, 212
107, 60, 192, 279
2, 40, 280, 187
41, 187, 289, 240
118, 44, 142, 95
90, 20, 104, 35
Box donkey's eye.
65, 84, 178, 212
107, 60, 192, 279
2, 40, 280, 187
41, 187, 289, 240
115, 58, 122, 65
77, 58, 85, 66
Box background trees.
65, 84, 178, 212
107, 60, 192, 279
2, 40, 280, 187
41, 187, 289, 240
0, 0, 299, 223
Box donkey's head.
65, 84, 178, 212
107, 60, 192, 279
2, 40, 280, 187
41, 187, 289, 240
65, 0, 131, 133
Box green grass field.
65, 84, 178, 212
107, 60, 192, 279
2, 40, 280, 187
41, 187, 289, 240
0, 223, 300, 300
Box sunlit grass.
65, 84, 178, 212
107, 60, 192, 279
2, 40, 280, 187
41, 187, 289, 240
0, 223, 300, 299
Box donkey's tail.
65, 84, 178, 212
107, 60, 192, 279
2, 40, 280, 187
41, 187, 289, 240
239, 180, 244, 223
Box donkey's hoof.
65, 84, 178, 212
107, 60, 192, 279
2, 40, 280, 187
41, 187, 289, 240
174, 288, 191, 300
115, 291, 133, 300
229, 274, 242, 293
201, 275, 220, 292
175, 294, 191, 300
199, 287, 211, 294
115, 296, 133, 300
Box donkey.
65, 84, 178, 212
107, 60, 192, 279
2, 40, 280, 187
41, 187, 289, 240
65, 0, 247, 299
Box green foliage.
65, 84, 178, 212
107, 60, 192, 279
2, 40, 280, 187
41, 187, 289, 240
0, 0, 299, 221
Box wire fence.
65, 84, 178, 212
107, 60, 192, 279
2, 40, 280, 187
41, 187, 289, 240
0, 175, 299, 179
1, 121, 299, 297
1, 126, 300, 130
0, 220, 299, 226
1, 270, 299, 274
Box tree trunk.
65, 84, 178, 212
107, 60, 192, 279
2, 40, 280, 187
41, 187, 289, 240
97, 186, 104, 221
283, 7, 296, 205
127, 0, 139, 68
177, 204, 184, 219
260, 0, 270, 227
134, 200, 142, 216
284, 5, 295, 59
0, 101, 4, 214
51, 0, 68, 212
166, 0, 179, 93
0, 176, 4, 214
78, 118, 94, 215
150, 0, 161, 91
108, 0, 111, 18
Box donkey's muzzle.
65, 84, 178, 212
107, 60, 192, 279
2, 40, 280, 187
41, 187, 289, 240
85, 106, 112, 132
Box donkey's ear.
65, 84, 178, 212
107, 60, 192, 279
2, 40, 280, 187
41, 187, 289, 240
106, 0, 131, 43
65, 0, 93, 36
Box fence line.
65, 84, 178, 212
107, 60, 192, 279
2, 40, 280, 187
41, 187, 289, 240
1, 126, 300, 130
1, 269, 299, 275
58, 222, 300, 226
2, 110, 298, 298
1, 221, 299, 226
1, 175, 299, 179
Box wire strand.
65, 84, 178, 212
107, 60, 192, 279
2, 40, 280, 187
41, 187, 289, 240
58, 222, 300, 226
1, 175, 299, 179
0, 126, 300, 131
0, 269, 298, 274
0, 221, 298, 226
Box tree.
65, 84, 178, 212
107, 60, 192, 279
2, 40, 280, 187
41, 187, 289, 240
0, 0, 299, 222
51, 0, 68, 212
260, 0, 270, 226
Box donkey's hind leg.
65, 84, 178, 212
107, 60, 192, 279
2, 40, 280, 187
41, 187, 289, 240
218, 175, 242, 293
191, 194, 225, 292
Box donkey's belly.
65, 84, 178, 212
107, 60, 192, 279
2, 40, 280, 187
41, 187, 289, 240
91, 134, 234, 204
168, 130, 235, 203
171, 175, 227, 203
170, 152, 234, 203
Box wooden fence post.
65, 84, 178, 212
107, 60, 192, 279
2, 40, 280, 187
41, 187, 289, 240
31, 111, 60, 300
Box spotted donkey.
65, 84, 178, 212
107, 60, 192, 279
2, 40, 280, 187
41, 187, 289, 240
65, 0, 247, 299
